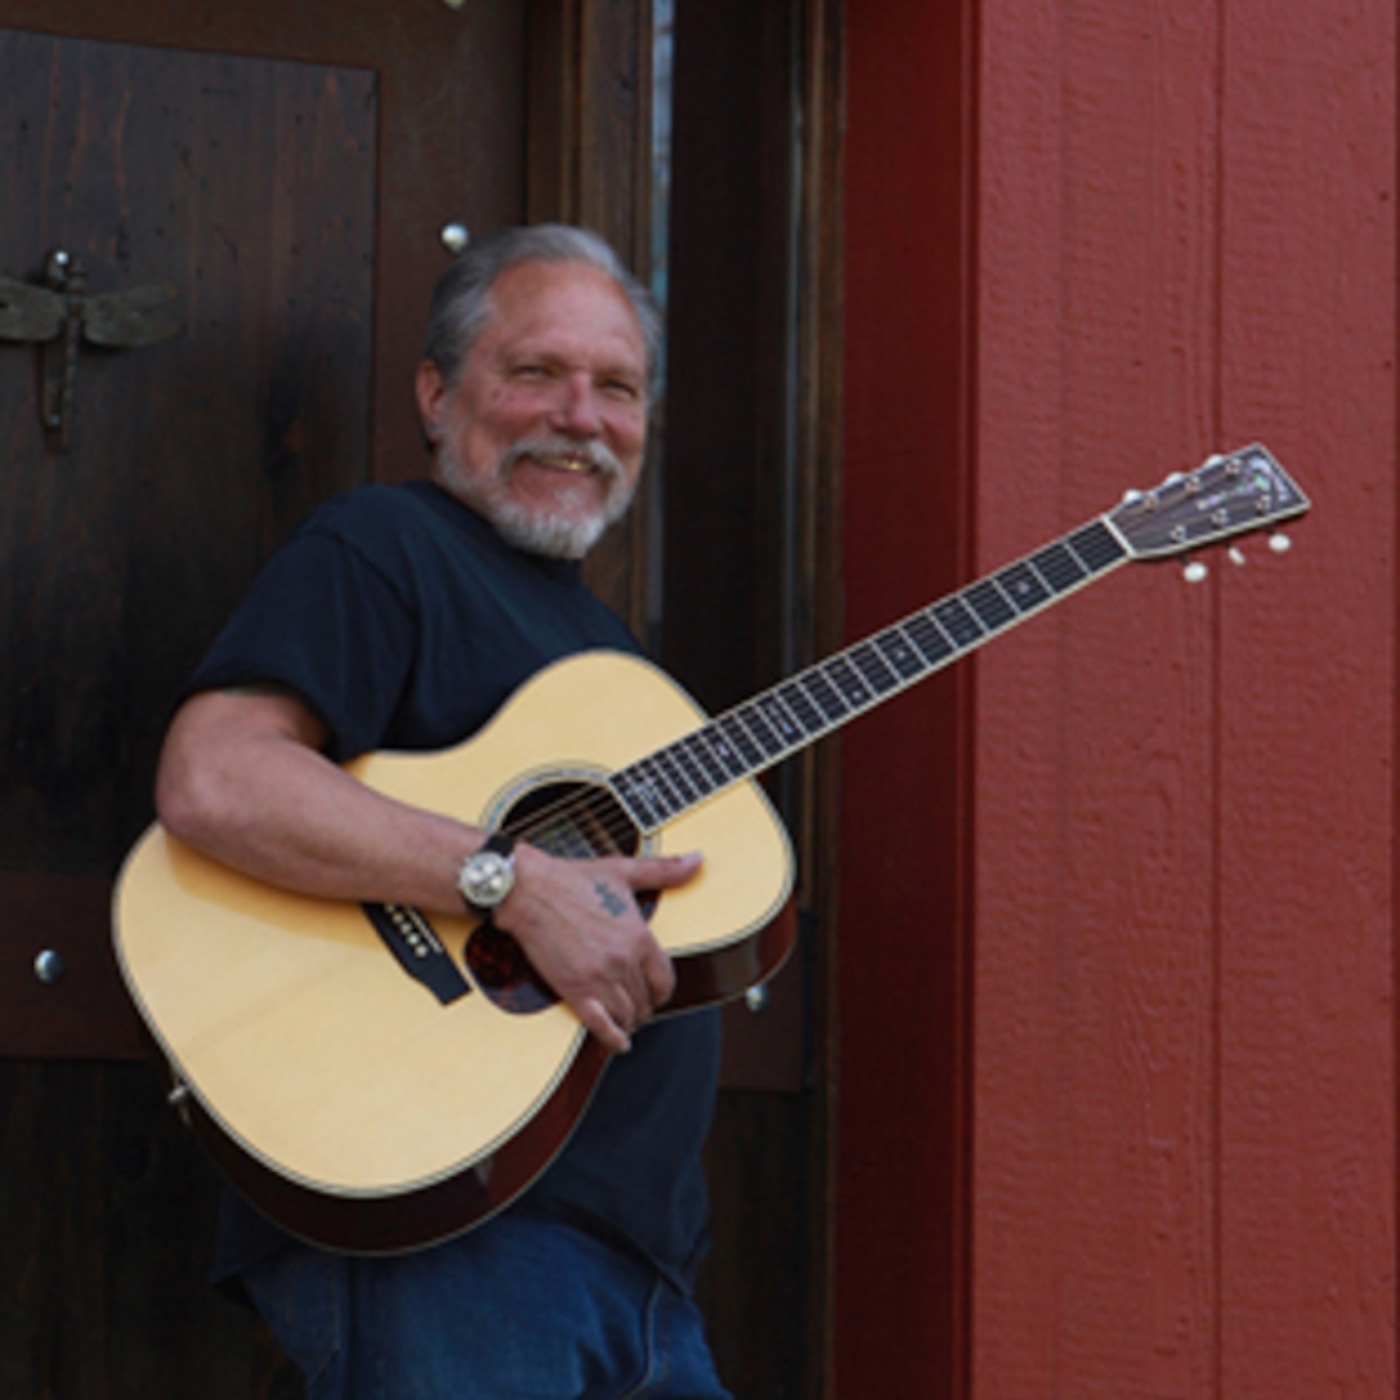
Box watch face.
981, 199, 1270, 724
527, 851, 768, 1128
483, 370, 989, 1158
462, 850, 513, 908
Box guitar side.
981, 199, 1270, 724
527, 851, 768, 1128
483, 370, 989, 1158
112, 651, 796, 1252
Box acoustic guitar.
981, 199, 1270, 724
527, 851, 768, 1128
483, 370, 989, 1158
112, 444, 1308, 1253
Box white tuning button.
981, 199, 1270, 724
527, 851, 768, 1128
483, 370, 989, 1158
1268, 532, 1293, 554
1228, 547, 1247, 567
1183, 560, 1209, 584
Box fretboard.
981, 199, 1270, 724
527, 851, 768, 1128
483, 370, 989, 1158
609, 516, 1129, 832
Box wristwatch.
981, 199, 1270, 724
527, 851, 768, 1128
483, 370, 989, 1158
456, 833, 518, 915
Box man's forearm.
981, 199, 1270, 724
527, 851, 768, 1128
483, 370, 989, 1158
155, 689, 479, 912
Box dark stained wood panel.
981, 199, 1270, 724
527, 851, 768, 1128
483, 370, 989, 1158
0, 29, 377, 1056
0, 0, 528, 483
0, 1059, 299, 1397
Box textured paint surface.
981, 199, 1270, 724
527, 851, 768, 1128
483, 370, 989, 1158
840, 0, 1396, 1393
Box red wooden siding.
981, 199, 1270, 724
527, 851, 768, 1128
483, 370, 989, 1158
837, 0, 1396, 1394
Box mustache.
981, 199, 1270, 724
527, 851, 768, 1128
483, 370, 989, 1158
498, 436, 627, 483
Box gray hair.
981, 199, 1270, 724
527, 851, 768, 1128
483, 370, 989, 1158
422, 224, 662, 392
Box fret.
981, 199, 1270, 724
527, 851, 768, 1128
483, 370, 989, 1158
774, 679, 826, 735
684, 730, 738, 788
1030, 540, 1088, 593
610, 765, 669, 828
755, 693, 807, 746
848, 639, 902, 696
731, 703, 785, 759
700, 724, 748, 780
988, 575, 1021, 615
931, 596, 984, 648
1068, 520, 1126, 572
669, 737, 717, 798
905, 611, 955, 665
632, 753, 689, 816
995, 560, 1051, 612
717, 712, 766, 768
796, 669, 851, 724
660, 748, 706, 804
963, 579, 1017, 632
873, 625, 928, 681
825, 655, 875, 709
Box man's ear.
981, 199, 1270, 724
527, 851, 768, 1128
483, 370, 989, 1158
415, 359, 446, 444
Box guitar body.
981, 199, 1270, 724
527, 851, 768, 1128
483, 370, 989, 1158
113, 651, 797, 1253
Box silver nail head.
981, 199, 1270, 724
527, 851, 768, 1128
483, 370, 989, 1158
744, 984, 771, 1013
34, 949, 66, 984
441, 223, 470, 254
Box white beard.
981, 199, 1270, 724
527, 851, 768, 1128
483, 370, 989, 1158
437, 432, 638, 559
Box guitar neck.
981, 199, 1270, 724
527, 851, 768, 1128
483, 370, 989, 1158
611, 515, 1130, 832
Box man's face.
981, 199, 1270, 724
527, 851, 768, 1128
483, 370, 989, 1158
416, 258, 650, 558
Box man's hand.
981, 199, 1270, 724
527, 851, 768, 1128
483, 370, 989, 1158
493, 845, 702, 1053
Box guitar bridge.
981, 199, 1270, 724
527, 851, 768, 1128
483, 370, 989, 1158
363, 902, 472, 1005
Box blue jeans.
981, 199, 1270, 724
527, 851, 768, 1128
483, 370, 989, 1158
241, 1215, 732, 1399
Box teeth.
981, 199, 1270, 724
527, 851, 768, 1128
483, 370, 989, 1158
536, 453, 592, 474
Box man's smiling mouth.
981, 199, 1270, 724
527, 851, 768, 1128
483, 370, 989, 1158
532, 451, 595, 474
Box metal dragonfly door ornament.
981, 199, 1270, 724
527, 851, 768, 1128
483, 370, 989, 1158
0, 250, 181, 450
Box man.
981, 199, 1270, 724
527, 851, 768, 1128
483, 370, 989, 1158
155, 225, 732, 1398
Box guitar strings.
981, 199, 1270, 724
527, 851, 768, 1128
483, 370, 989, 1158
498, 781, 642, 858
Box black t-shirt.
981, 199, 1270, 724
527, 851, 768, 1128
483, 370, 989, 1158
189, 481, 720, 1291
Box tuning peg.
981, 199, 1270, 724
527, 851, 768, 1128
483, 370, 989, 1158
1268, 532, 1293, 554
1183, 559, 1209, 584
1228, 547, 1247, 567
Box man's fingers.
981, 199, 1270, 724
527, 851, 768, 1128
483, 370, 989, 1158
577, 996, 632, 1055
628, 850, 703, 891
642, 941, 677, 1009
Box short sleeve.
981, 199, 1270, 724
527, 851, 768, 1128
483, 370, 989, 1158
185, 527, 418, 761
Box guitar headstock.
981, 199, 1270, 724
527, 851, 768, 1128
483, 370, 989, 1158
1108, 444, 1310, 561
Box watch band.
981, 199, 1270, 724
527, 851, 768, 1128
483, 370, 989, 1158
477, 832, 517, 861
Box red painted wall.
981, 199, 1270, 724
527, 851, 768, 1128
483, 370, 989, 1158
836, 0, 977, 1387
837, 0, 1396, 1394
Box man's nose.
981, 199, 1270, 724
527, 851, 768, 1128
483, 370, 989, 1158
549, 374, 604, 436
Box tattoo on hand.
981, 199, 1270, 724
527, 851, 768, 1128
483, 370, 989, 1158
594, 882, 628, 918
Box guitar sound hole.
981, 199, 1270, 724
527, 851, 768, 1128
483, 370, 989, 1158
465, 780, 651, 1014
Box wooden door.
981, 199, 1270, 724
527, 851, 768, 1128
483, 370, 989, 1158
0, 27, 380, 1060
0, 6, 523, 1395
